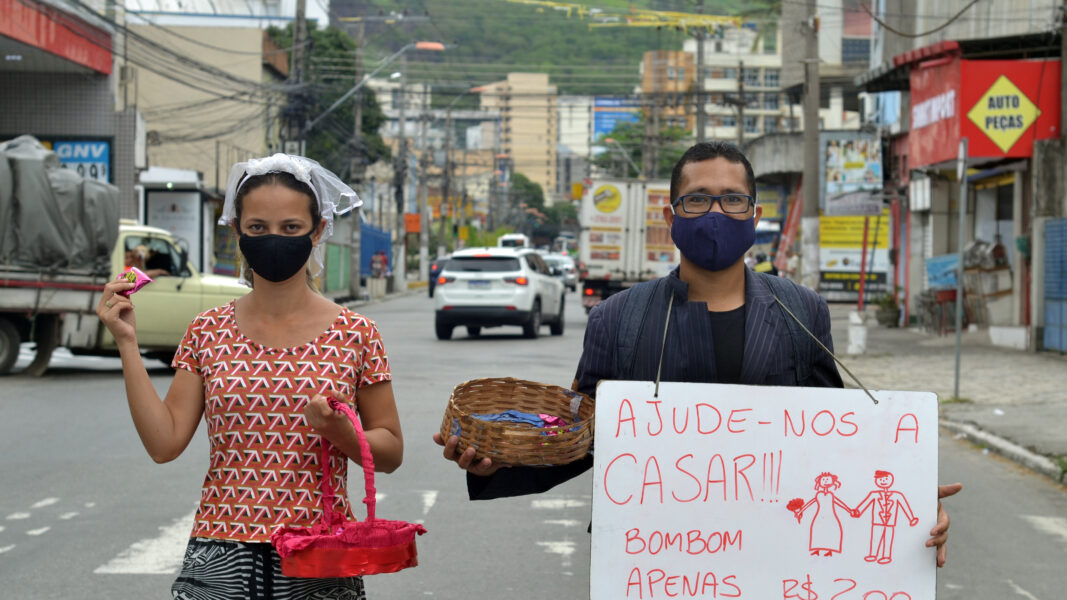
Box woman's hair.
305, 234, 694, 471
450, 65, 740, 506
233, 171, 322, 289
814, 472, 841, 491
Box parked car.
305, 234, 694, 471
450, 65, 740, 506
428, 255, 451, 297
542, 253, 578, 291
433, 247, 566, 340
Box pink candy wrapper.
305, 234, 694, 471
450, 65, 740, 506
117, 266, 154, 297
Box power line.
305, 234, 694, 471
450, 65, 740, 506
862, 0, 981, 39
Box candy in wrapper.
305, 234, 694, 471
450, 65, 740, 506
116, 266, 154, 297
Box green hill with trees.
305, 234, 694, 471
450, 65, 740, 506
343, 0, 764, 101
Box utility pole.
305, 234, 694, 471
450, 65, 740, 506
737, 60, 745, 146
801, 0, 821, 291
393, 55, 408, 289
348, 18, 365, 302
288, 0, 308, 152
351, 18, 365, 180
438, 107, 453, 258
695, 0, 707, 142
418, 86, 430, 281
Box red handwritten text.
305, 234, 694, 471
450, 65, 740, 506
626, 568, 742, 598
604, 452, 773, 505
783, 410, 859, 438
624, 528, 742, 555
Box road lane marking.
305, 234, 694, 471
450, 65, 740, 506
536, 541, 576, 556
542, 519, 583, 527
1005, 579, 1042, 600
1021, 515, 1067, 548
59, 512, 79, 520
94, 510, 195, 575
26, 527, 50, 536
5, 513, 30, 520
531, 499, 587, 509
85, 502, 96, 508
31, 498, 59, 509
0, 545, 14, 554
421, 490, 438, 515
0, 525, 4, 533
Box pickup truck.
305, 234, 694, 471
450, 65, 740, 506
0, 220, 249, 375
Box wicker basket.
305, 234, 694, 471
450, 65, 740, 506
440, 377, 594, 467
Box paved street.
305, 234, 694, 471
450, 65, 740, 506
0, 291, 1064, 599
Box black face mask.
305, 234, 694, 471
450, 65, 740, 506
239, 232, 314, 282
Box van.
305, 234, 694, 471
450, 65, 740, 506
497, 233, 530, 248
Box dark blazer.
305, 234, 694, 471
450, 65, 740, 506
467, 267, 843, 500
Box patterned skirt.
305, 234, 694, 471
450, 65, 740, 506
172, 538, 366, 600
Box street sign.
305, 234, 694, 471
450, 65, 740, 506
823, 191, 883, 216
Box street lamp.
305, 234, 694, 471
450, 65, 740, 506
303, 41, 445, 134
604, 137, 643, 179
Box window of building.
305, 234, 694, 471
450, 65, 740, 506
722, 116, 736, 128
764, 69, 780, 88
764, 93, 779, 110
744, 68, 760, 87
667, 66, 676, 79
746, 93, 760, 109
723, 67, 737, 81
715, 40, 723, 53
677, 67, 685, 80
744, 116, 758, 133
391, 89, 402, 110
842, 38, 871, 66
764, 116, 779, 132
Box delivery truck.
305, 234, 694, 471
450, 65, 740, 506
578, 179, 678, 312
0, 136, 248, 376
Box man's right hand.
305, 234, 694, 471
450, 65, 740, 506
432, 433, 502, 477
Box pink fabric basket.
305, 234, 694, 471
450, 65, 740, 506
270, 397, 426, 578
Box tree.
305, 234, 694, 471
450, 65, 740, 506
268, 23, 390, 178
594, 116, 688, 179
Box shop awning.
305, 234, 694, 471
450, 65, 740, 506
856, 33, 1060, 93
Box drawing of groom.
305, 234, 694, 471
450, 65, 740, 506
851, 470, 919, 564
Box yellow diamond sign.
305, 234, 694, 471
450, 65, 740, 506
966, 75, 1042, 153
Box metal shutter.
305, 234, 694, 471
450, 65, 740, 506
1044, 218, 1067, 351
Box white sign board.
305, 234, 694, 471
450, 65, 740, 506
146, 191, 201, 272
591, 382, 938, 600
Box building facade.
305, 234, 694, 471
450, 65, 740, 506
475, 73, 558, 201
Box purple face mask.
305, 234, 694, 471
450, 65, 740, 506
670, 211, 756, 272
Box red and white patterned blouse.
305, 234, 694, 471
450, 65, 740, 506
172, 301, 392, 543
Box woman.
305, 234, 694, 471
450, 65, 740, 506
793, 472, 850, 557
97, 154, 402, 599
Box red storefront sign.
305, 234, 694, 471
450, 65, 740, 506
909, 56, 1060, 168
0, 0, 112, 74
960, 59, 1060, 158
909, 56, 962, 168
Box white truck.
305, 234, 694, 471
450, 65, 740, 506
0, 136, 248, 376
578, 179, 679, 313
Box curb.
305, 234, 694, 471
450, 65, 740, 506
940, 418, 1065, 485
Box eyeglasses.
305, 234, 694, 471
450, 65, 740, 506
672, 193, 755, 215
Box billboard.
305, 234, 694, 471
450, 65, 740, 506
594, 97, 641, 140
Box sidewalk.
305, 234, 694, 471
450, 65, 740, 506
829, 304, 1067, 484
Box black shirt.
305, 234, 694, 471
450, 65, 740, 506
708, 304, 746, 383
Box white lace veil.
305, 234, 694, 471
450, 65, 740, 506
219, 154, 361, 285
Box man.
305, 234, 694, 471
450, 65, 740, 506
435, 141, 960, 566
852, 470, 919, 565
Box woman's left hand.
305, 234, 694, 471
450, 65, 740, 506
304, 393, 350, 437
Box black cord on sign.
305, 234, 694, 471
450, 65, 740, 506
770, 295, 880, 405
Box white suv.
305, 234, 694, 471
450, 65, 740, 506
433, 247, 566, 340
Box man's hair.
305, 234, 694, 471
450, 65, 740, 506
669, 141, 757, 202
874, 470, 892, 479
